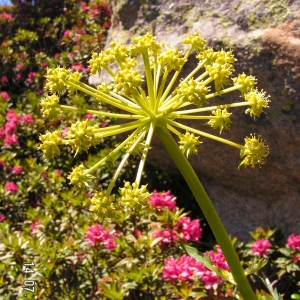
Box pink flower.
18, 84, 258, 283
134, 229, 142, 238
21, 114, 34, 124
293, 255, 300, 262
83, 113, 93, 119
102, 121, 109, 127
1, 76, 8, 83
27, 72, 37, 83
5, 181, 18, 193
0, 12, 13, 21
30, 220, 42, 234
16, 63, 23, 70
176, 217, 202, 242
4, 134, 19, 146
12, 165, 22, 174
206, 246, 229, 271
74, 28, 86, 35
0, 160, 5, 168
81, 1, 89, 12
286, 234, 300, 251
56, 170, 62, 177
62, 127, 69, 137
152, 228, 178, 244
42, 62, 48, 68
0, 214, 6, 222
202, 272, 220, 290
0, 127, 5, 139
85, 224, 117, 249
6, 110, 21, 124
0, 91, 9, 101
16, 74, 21, 80
4, 122, 17, 134
62, 30, 71, 39
71, 63, 84, 72
163, 255, 206, 281
252, 238, 271, 257
149, 190, 176, 211
41, 171, 47, 179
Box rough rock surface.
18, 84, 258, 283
96, 0, 300, 240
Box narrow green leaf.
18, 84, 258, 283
179, 244, 235, 284
259, 277, 284, 300
244, 257, 268, 275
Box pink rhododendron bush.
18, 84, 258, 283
0, 1, 299, 299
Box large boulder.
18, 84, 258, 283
95, 0, 300, 240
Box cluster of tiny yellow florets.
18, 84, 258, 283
119, 182, 150, 210
64, 120, 101, 156
40, 94, 61, 119
177, 79, 209, 107
38, 130, 62, 160
232, 73, 256, 94
207, 109, 232, 134
179, 132, 202, 158
68, 164, 95, 188
244, 89, 271, 117
89, 190, 117, 218
182, 31, 206, 52
158, 48, 186, 71
114, 68, 144, 93
39, 30, 271, 204
45, 67, 82, 95
239, 134, 270, 168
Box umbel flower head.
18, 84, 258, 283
39, 31, 270, 215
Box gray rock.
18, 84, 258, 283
95, 0, 300, 240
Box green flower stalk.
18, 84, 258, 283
39, 31, 271, 299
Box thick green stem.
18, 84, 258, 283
155, 126, 257, 300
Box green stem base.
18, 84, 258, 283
156, 126, 257, 300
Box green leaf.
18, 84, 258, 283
179, 244, 235, 284
279, 247, 291, 256
291, 294, 300, 299
259, 277, 284, 300
244, 257, 268, 275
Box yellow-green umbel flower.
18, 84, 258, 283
41, 30, 270, 191
40, 31, 271, 299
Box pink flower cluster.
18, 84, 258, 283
252, 238, 271, 257
163, 246, 229, 290
152, 217, 202, 244
62, 29, 72, 39
5, 181, 18, 193
206, 246, 230, 272
12, 165, 22, 174
85, 224, 117, 249
80, 1, 111, 22
0, 91, 9, 101
27, 72, 37, 83
1, 76, 8, 83
0, 110, 34, 146
21, 114, 34, 124
163, 255, 205, 281
0, 214, 6, 222
30, 220, 42, 234
149, 190, 176, 211
71, 63, 85, 72
0, 12, 13, 21
286, 234, 300, 252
